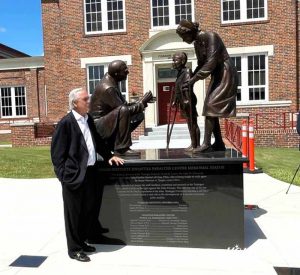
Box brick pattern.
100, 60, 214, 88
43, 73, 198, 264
11, 124, 51, 147
37, 0, 299, 147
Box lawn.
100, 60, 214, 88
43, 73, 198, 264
255, 147, 300, 186
0, 146, 55, 178
0, 146, 299, 186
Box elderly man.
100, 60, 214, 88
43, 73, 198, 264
51, 88, 124, 262
89, 60, 153, 156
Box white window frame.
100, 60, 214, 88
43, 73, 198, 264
0, 86, 27, 118
230, 53, 269, 105
84, 0, 127, 35
150, 0, 195, 30
221, 0, 268, 24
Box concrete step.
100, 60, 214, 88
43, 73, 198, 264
139, 124, 204, 141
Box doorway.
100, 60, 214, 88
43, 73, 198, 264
157, 82, 186, 125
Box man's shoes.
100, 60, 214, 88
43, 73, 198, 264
82, 243, 96, 253
69, 251, 90, 262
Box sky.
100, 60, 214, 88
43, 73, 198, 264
0, 0, 43, 56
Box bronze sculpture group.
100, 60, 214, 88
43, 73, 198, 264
90, 19, 237, 155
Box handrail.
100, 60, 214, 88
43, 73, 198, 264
224, 119, 243, 152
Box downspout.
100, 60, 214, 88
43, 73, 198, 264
36, 68, 41, 121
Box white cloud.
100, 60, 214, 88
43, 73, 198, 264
0, 27, 6, 33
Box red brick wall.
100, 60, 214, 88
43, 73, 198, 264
41, 0, 299, 142
11, 124, 51, 147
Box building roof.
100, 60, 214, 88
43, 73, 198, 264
0, 43, 30, 59
0, 56, 44, 71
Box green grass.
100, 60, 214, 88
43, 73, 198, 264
0, 145, 299, 185
0, 146, 55, 178
0, 140, 11, 145
255, 147, 300, 186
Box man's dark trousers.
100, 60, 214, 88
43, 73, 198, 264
62, 166, 97, 256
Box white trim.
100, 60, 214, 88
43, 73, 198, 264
228, 45, 274, 56
0, 130, 11, 134
220, 0, 268, 24
237, 100, 292, 108
83, 0, 127, 35
80, 55, 132, 68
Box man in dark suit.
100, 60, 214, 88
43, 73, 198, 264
51, 88, 124, 262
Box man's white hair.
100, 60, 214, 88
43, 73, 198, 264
69, 88, 84, 110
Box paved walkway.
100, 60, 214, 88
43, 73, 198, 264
0, 139, 299, 274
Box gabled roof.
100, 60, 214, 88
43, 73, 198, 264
0, 43, 30, 59
0, 56, 44, 71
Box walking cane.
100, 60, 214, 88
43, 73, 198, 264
286, 163, 300, 194
166, 86, 178, 150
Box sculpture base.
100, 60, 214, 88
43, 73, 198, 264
97, 148, 246, 249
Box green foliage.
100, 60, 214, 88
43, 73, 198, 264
0, 146, 55, 178
255, 147, 300, 186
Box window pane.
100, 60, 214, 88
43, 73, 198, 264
15, 87, 27, 116
222, 0, 240, 21
87, 65, 105, 94
247, 0, 265, 19
174, 0, 193, 23
1, 87, 12, 117
107, 0, 125, 30
152, 0, 169, 26
85, 0, 102, 32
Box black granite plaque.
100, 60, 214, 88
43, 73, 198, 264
97, 148, 245, 249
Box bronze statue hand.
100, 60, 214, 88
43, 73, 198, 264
141, 91, 154, 108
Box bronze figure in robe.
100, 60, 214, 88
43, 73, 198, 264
89, 60, 153, 155
176, 19, 238, 152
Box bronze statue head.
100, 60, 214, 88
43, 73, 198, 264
108, 60, 129, 82
172, 52, 187, 70
176, 19, 199, 44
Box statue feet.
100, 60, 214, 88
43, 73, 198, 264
184, 144, 194, 152
192, 143, 213, 153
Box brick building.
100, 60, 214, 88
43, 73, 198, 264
0, 44, 47, 145
25, 0, 300, 146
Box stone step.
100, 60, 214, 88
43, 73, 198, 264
139, 124, 204, 141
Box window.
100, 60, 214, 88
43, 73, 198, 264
221, 0, 267, 23
231, 56, 241, 101
230, 54, 267, 104
151, 0, 194, 28
0, 86, 27, 118
84, 0, 126, 34
87, 64, 127, 99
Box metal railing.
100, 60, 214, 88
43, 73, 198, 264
224, 119, 243, 152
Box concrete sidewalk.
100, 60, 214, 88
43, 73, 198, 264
0, 139, 299, 274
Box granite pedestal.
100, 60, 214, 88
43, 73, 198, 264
96, 148, 246, 249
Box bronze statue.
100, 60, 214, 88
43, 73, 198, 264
171, 52, 200, 151
176, 19, 238, 152
89, 60, 153, 156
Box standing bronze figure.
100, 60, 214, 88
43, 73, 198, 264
176, 19, 237, 152
172, 52, 200, 151
89, 60, 153, 156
